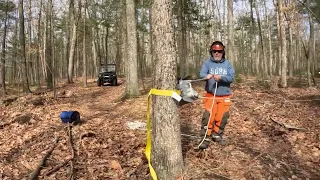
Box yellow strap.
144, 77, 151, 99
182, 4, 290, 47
145, 88, 180, 180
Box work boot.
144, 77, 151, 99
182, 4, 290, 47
198, 139, 210, 149
212, 134, 227, 146
199, 127, 207, 136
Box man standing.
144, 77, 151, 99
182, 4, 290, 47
198, 41, 235, 149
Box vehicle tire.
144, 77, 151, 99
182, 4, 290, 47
97, 79, 102, 86
112, 78, 117, 86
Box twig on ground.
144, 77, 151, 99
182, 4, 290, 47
28, 136, 59, 180
253, 103, 266, 111
270, 117, 305, 131
45, 158, 71, 176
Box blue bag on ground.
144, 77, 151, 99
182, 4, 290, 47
60, 111, 80, 123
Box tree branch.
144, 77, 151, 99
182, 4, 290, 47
28, 136, 59, 180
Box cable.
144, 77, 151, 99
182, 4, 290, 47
197, 81, 218, 149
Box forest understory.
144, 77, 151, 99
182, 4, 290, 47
0, 77, 319, 179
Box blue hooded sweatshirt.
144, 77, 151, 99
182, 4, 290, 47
200, 57, 235, 96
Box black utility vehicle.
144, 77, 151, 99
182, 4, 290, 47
97, 64, 118, 86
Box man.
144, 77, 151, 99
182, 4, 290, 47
198, 41, 235, 149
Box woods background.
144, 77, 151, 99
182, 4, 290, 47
0, 0, 319, 94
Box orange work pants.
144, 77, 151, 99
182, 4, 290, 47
203, 93, 231, 136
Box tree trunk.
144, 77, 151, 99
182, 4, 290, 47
28, 0, 34, 85
278, 0, 287, 87
307, 0, 314, 87
264, 0, 273, 76
19, 0, 31, 93
150, 0, 184, 179
0, 0, 9, 94
36, 0, 42, 87
177, 0, 187, 78
67, 0, 81, 83
46, 0, 53, 89
254, 0, 267, 77
227, 0, 234, 63
126, 0, 140, 96
83, 0, 87, 87
288, 22, 294, 78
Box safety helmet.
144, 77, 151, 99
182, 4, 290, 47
209, 41, 225, 58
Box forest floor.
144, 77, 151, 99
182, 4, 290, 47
0, 76, 319, 180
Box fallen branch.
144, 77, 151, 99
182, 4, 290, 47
270, 117, 305, 131
29, 136, 59, 180
67, 123, 75, 180
45, 158, 71, 176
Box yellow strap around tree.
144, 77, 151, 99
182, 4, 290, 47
145, 88, 180, 180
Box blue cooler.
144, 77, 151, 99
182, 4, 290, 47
60, 111, 80, 123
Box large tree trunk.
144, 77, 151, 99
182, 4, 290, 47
19, 0, 31, 93
126, 0, 140, 96
278, 0, 287, 87
150, 0, 184, 179
0, 0, 9, 94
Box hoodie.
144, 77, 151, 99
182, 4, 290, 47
200, 57, 235, 96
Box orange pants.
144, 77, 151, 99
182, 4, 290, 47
202, 93, 231, 136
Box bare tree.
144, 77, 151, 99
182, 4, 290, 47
254, 0, 267, 77
83, 0, 87, 87
278, 0, 287, 87
307, 0, 315, 87
18, 0, 31, 93
126, 0, 140, 96
150, 0, 184, 179
46, 0, 53, 89
177, 0, 187, 77
227, 0, 234, 64
0, 0, 10, 94
35, 0, 43, 87
67, 0, 81, 83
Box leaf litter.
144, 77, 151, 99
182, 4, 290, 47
0, 78, 319, 179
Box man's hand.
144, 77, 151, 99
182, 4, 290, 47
206, 74, 213, 79
213, 75, 221, 81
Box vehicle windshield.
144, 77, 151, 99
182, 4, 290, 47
100, 65, 115, 73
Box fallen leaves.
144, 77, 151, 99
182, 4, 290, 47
0, 78, 319, 179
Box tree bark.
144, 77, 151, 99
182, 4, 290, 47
126, 0, 140, 96
19, 0, 31, 93
307, 0, 314, 87
0, 0, 9, 94
227, 0, 234, 63
36, 0, 43, 87
254, 0, 267, 77
83, 0, 87, 87
67, 0, 81, 83
150, 0, 184, 179
46, 0, 53, 89
177, 0, 187, 78
278, 0, 287, 87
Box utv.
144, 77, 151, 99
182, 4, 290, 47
97, 64, 118, 86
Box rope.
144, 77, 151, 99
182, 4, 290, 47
197, 82, 218, 149
199, 97, 320, 102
